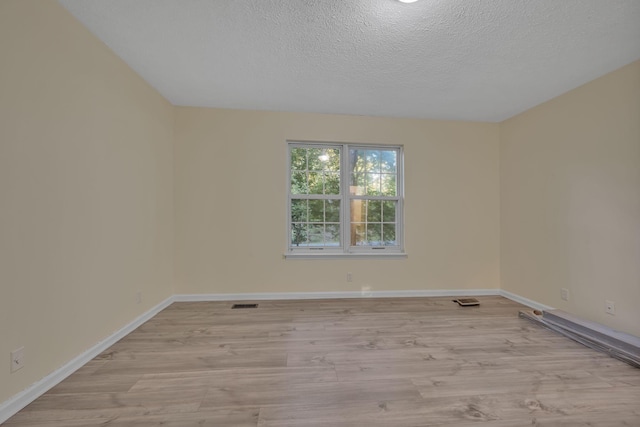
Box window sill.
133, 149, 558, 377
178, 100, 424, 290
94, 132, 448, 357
284, 252, 408, 260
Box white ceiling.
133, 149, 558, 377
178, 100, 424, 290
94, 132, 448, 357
59, 0, 640, 122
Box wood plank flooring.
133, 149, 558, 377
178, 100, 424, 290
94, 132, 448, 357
4, 296, 640, 426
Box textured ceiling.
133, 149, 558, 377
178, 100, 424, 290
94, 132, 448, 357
59, 0, 640, 122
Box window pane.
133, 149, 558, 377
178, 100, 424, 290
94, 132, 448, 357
291, 171, 308, 194
308, 235, 323, 245
350, 199, 366, 223
349, 173, 365, 195
381, 174, 396, 196
326, 199, 340, 222
366, 150, 381, 174
367, 200, 382, 222
308, 171, 323, 194
324, 148, 340, 171
350, 199, 397, 247
291, 224, 307, 246
383, 201, 396, 222
290, 147, 307, 171
291, 146, 341, 196
325, 224, 341, 246
350, 149, 366, 170
308, 200, 324, 222
349, 149, 366, 195
383, 224, 396, 246
367, 224, 382, 245
349, 149, 398, 197
308, 224, 324, 245
325, 172, 340, 195
366, 173, 381, 196
291, 199, 308, 222
307, 148, 323, 171
380, 150, 397, 173
351, 223, 366, 246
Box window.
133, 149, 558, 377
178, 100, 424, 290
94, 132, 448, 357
287, 142, 404, 256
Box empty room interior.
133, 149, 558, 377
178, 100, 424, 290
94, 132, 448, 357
1, 0, 640, 425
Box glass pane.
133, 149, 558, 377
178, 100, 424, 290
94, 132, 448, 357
350, 199, 366, 223
290, 147, 307, 170
308, 200, 324, 222
383, 224, 396, 246
291, 171, 308, 194
351, 223, 366, 246
349, 148, 365, 196
308, 235, 323, 245
290, 199, 307, 222
308, 171, 323, 194
324, 148, 340, 172
291, 146, 341, 196
383, 201, 396, 222
366, 173, 381, 196
325, 172, 340, 195
308, 224, 324, 245
325, 199, 340, 222
380, 174, 396, 196
349, 173, 365, 195
350, 149, 365, 170
380, 150, 397, 173
367, 200, 382, 222
367, 224, 382, 245
307, 148, 323, 171
291, 224, 307, 246
366, 150, 381, 174
325, 224, 340, 246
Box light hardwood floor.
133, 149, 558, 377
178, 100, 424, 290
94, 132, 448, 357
4, 296, 640, 426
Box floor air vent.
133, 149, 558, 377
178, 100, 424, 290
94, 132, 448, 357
231, 303, 258, 309
453, 298, 480, 306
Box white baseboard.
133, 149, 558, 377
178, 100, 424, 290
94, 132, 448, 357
173, 289, 500, 302
0, 296, 175, 425
1, 287, 550, 424
499, 290, 554, 311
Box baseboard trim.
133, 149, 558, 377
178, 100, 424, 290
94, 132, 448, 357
499, 290, 554, 311
0, 296, 175, 425
173, 289, 500, 302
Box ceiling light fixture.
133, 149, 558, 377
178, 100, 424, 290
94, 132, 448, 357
397, 0, 419, 3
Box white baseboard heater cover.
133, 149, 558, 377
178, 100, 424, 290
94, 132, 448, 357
519, 309, 640, 368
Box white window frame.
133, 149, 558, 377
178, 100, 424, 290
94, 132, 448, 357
286, 141, 406, 258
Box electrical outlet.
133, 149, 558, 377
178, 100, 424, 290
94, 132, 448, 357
560, 288, 569, 301
136, 291, 142, 304
605, 300, 615, 315
347, 272, 353, 282
10, 347, 24, 373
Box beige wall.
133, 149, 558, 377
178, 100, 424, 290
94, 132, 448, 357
2, 0, 638, 411
500, 60, 640, 337
0, 1, 174, 403
174, 108, 501, 295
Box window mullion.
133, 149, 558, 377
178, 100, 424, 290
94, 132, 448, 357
349, 196, 399, 201
342, 144, 350, 253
